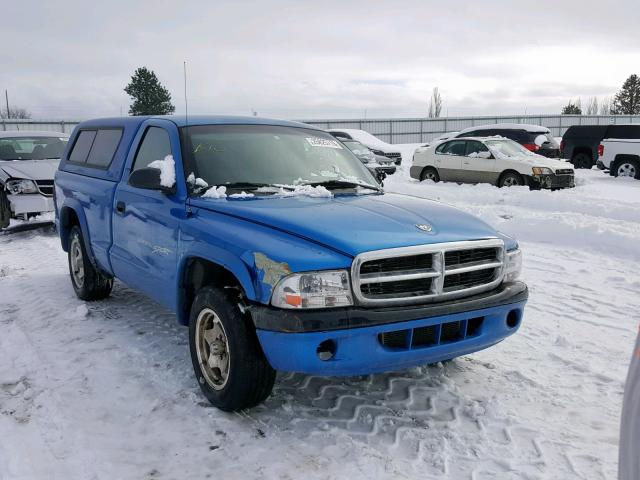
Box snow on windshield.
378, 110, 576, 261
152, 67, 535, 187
486, 140, 532, 159
147, 155, 176, 188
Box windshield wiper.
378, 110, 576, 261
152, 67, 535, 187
194, 182, 296, 196
301, 180, 382, 192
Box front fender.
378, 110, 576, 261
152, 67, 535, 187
176, 207, 353, 324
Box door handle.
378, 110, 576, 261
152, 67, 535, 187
116, 201, 126, 215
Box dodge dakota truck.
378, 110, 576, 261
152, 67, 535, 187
54, 115, 527, 411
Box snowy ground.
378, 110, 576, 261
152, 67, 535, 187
1, 152, 639, 479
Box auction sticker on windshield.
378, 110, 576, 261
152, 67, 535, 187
306, 137, 343, 149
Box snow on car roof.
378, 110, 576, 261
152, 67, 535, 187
459, 123, 550, 134
0, 130, 69, 138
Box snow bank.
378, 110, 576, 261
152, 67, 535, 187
147, 155, 176, 188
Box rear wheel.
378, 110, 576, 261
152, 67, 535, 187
0, 190, 10, 229
68, 226, 113, 300
420, 167, 440, 182
614, 159, 639, 179
499, 171, 524, 188
572, 152, 592, 169
189, 286, 276, 411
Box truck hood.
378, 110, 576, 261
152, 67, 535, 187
0, 159, 60, 180
191, 192, 506, 257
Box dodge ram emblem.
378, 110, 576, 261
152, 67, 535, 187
416, 223, 433, 232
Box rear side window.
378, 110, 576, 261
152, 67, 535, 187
68, 128, 122, 168
86, 129, 122, 167
607, 125, 640, 139
131, 127, 172, 172
438, 140, 467, 156
465, 141, 489, 156
69, 130, 96, 163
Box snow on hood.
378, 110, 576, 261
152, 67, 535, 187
190, 192, 501, 257
330, 129, 399, 154
0, 158, 60, 180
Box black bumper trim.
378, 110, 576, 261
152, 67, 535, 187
250, 281, 528, 333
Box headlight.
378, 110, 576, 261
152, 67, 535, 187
271, 270, 353, 309
504, 249, 522, 283
532, 167, 553, 175
6, 179, 38, 194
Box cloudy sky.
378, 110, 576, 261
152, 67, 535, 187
2, 0, 638, 120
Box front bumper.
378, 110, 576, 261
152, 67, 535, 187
253, 281, 527, 375
529, 173, 575, 189
8, 193, 54, 216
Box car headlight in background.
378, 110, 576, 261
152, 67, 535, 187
504, 249, 522, 283
532, 167, 553, 175
6, 179, 38, 194
271, 270, 353, 309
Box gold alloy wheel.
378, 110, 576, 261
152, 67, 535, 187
195, 308, 230, 390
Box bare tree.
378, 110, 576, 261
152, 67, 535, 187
586, 97, 599, 115
428, 87, 443, 118
0, 107, 31, 119
599, 96, 613, 115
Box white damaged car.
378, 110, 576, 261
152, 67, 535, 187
410, 136, 574, 189
0, 131, 69, 228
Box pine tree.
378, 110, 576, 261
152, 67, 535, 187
124, 67, 175, 116
561, 99, 582, 115
612, 74, 640, 114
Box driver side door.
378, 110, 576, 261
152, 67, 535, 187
110, 121, 187, 311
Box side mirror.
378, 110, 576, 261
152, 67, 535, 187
128, 167, 175, 194
478, 151, 493, 159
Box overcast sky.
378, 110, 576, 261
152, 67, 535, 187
2, 0, 639, 120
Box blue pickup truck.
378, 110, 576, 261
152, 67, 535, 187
54, 115, 527, 411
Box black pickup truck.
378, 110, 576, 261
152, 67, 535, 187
561, 124, 640, 169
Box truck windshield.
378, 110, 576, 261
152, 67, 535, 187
181, 125, 378, 191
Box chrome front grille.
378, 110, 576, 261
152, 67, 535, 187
352, 239, 505, 306
35, 180, 54, 196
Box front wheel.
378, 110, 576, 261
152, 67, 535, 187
68, 226, 113, 300
189, 286, 276, 411
499, 172, 524, 188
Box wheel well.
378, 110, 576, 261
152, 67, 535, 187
572, 147, 592, 158
179, 257, 245, 326
613, 154, 640, 165
59, 207, 80, 251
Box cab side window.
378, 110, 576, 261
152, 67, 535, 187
131, 127, 172, 173
439, 140, 467, 156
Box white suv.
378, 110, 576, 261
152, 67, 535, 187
410, 137, 574, 189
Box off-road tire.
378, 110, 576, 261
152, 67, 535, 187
189, 286, 276, 411
572, 152, 592, 169
0, 190, 10, 229
420, 167, 440, 182
68, 226, 113, 300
